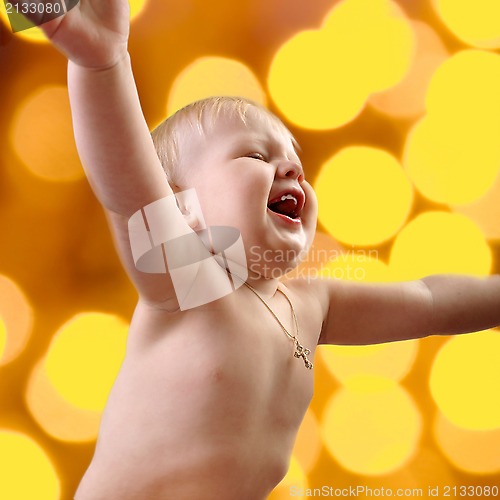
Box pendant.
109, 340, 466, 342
294, 341, 313, 369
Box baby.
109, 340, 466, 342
17, 1, 500, 499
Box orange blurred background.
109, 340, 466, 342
1, 0, 499, 498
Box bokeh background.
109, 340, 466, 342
1, 0, 500, 498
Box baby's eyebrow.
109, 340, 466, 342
233, 131, 302, 165
231, 131, 265, 145
253, 134, 301, 161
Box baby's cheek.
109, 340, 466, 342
303, 183, 318, 217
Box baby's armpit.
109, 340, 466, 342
128, 189, 248, 310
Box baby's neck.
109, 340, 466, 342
237, 271, 281, 300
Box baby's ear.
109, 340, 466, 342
174, 188, 206, 231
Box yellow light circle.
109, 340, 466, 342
430, 330, 500, 430
369, 21, 449, 119
404, 117, 500, 205
322, 381, 421, 475
320, 340, 419, 385
433, 0, 500, 49
389, 211, 492, 280
10, 85, 84, 182
268, 29, 368, 130
129, 0, 148, 20
44, 312, 128, 411
292, 409, 322, 474
321, 0, 415, 93
26, 359, 101, 442
0, 275, 33, 366
426, 50, 500, 124
405, 51, 500, 205
321, 253, 391, 283
0, 430, 60, 499
315, 147, 413, 246
453, 170, 500, 240
268, 0, 414, 130
167, 57, 266, 116
365, 448, 455, 493
434, 413, 500, 474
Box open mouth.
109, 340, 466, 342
267, 189, 305, 221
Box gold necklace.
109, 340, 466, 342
240, 280, 313, 370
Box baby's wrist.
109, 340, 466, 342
68, 49, 130, 74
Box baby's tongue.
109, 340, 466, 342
269, 198, 296, 216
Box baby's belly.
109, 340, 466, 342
74, 316, 312, 499
75, 443, 286, 500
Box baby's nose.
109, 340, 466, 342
277, 160, 304, 183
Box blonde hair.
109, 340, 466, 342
151, 96, 296, 185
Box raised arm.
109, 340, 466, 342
18, 0, 190, 308
316, 274, 500, 345
69, 55, 172, 214
20, 0, 171, 212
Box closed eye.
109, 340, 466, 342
245, 152, 267, 162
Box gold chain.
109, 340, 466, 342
239, 280, 313, 370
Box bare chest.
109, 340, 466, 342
78, 290, 323, 499
118, 288, 322, 431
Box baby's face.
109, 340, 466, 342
177, 109, 318, 277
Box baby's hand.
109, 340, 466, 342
12, 0, 130, 69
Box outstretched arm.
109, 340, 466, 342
316, 274, 500, 345
15, 0, 187, 308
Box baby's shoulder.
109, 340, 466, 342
280, 275, 327, 311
